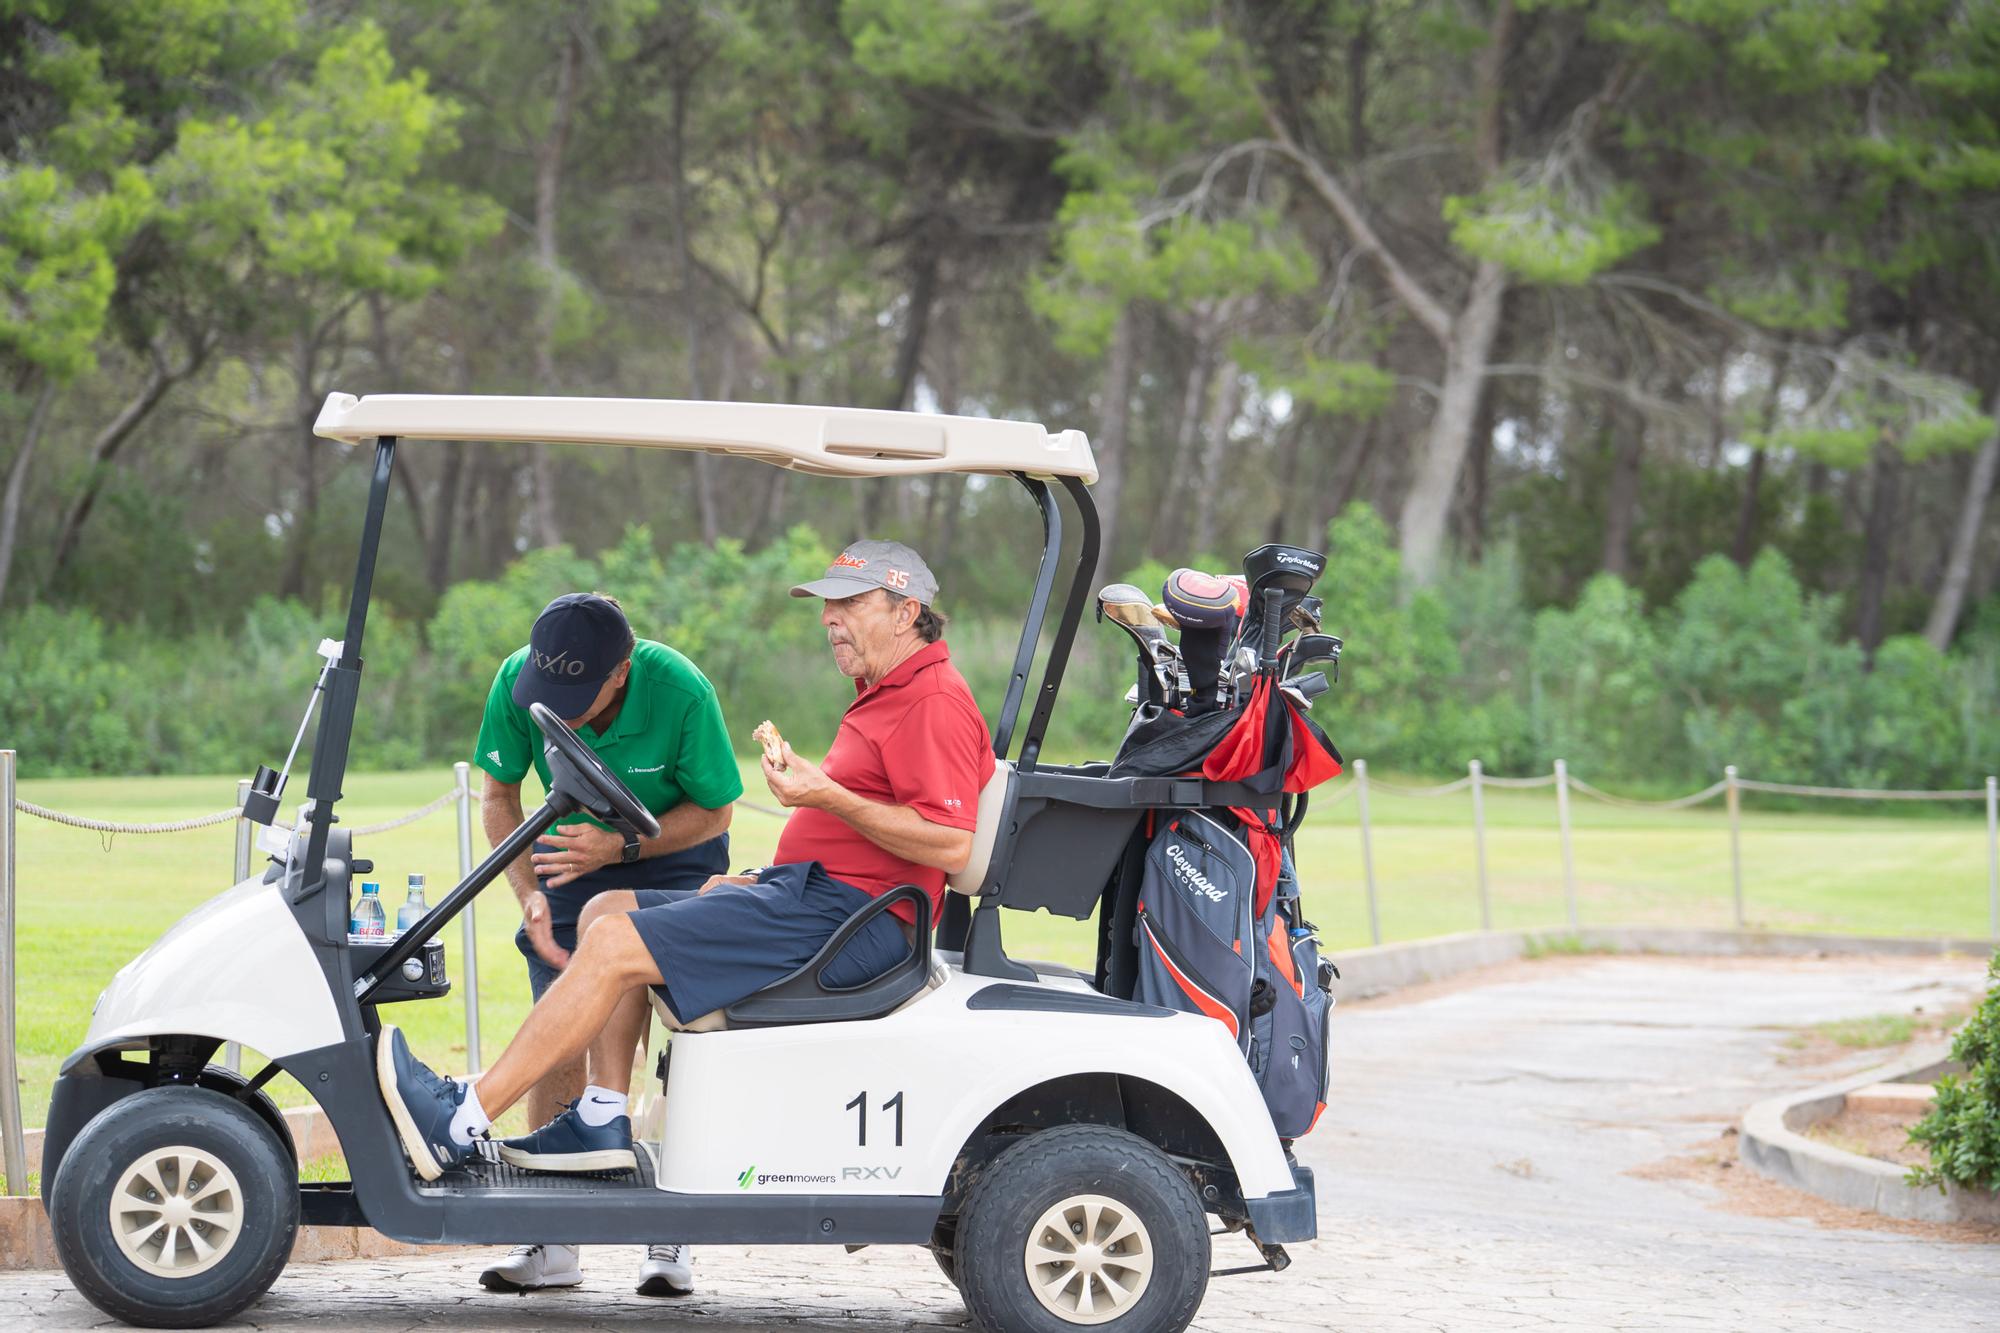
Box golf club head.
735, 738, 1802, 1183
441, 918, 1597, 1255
1161, 568, 1245, 631
1285, 633, 1342, 668
1241, 543, 1326, 598
1289, 595, 1324, 635
1097, 582, 1158, 628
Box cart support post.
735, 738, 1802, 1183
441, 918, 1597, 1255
1355, 760, 1379, 946
0, 750, 26, 1196
1555, 759, 1577, 930
1986, 775, 1997, 942
455, 761, 482, 1073
1726, 765, 1743, 929
1470, 760, 1491, 931
225, 777, 253, 1072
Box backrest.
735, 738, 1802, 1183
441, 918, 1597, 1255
947, 760, 1016, 896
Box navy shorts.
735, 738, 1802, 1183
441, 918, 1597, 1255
517, 831, 730, 1001
627, 861, 913, 1023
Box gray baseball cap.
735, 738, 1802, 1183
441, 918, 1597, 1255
790, 539, 940, 604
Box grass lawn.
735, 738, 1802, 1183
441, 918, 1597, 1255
8, 760, 1995, 1130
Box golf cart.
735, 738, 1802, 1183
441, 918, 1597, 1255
39, 394, 1320, 1333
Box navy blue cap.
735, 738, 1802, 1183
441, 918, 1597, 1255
512, 593, 632, 718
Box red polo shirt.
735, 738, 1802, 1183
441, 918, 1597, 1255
774, 640, 995, 924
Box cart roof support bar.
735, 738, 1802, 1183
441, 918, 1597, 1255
1014, 474, 1100, 772
302, 436, 396, 880
991, 474, 1062, 762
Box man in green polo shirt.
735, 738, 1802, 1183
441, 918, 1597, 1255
472, 591, 740, 1297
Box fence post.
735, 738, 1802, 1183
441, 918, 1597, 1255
1, 751, 26, 1196
455, 762, 482, 1074
1726, 765, 1743, 929
1987, 775, 1998, 942
1554, 759, 1577, 930
1354, 760, 1380, 946
224, 778, 253, 1073
1470, 759, 1491, 931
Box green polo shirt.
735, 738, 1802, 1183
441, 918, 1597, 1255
474, 639, 743, 832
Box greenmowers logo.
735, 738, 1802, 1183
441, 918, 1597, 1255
736, 1165, 838, 1188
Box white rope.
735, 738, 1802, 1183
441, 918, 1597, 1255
1480, 773, 1559, 789
1369, 775, 1474, 798
1566, 777, 1729, 810
1734, 778, 1990, 801
348, 790, 459, 834
1313, 780, 1357, 807
15, 801, 241, 834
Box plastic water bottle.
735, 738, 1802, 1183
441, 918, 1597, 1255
397, 874, 428, 934
350, 881, 386, 937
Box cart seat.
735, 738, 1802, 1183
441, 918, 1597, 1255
947, 760, 1016, 897
649, 958, 947, 1033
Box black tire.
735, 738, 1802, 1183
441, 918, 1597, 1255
192, 1066, 296, 1168
49, 1086, 299, 1329
956, 1126, 1209, 1333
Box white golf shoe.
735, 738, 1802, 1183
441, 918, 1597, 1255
637, 1243, 694, 1296
478, 1243, 584, 1293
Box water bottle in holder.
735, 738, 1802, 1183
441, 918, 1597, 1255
397, 874, 428, 935
350, 881, 386, 938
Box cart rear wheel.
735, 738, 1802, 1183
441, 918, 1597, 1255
956, 1126, 1208, 1333
49, 1086, 298, 1328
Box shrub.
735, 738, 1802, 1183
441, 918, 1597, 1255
1907, 951, 2000, 1193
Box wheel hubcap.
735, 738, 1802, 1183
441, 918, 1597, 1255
1022, 1192, 1154, 1324
109, 1146, 245, 1279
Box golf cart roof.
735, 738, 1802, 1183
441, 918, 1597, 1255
313, 393, 1098, 483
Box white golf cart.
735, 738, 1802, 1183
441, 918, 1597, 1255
40, 395, 1319, 1332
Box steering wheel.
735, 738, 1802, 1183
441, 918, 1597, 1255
527, 701, 662, 838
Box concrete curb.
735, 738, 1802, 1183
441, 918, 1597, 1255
1737, 1044, 2000, 1225
1327, 925, 1995, 1001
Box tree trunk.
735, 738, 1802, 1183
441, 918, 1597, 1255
1732, 342, 1791, 566
0, 377, 57, 609
1599, 402, 1644, 580
859, 232, 942, 536
427, 442, 465, 589
1854, 437, 1903, 662
1323, 413, 1379, 533
529, 28, 582, 550
1190, 360, 1244, 556
1268, 409, 1310, 544
280, 333, 325, 600
1091, 307, 1140, 586
49, 354, 179, 580
1464, 382, 1495, 562
1153, 333, 1218, 558
1923, 411, 2000, 650
1396, 260, 1508, 584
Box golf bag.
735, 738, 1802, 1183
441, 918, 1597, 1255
1134, 808, 1334, 1139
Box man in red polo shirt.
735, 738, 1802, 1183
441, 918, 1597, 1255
375, 541, 994, 1186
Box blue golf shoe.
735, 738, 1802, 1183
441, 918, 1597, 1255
498, 1098, 637, 1174
374, 1024, 474, 1182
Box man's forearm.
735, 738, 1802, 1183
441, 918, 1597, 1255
818, 786, 971, 873
483, 789, 540, 906
639, 801, 732, 859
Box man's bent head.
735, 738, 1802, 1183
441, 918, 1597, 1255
514, 591, 635, 726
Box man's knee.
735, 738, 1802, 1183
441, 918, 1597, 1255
577, 889, 638, 945
571, 910, 660, 986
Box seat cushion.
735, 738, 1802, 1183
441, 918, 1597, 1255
947, 760, 1015, 896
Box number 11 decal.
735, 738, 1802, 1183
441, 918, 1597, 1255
847, 1091, 906, 1147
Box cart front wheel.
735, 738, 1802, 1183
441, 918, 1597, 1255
956, 1125, 1209, 1333
49, 1086, 298, 1328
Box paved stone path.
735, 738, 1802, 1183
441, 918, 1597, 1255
7, 953, 1997, 1329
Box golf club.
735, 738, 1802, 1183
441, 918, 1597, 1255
1098, 582, 1178, 707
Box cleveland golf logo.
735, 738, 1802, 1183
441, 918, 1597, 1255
1165, 843, 1227, 902
737, 1165, 756, 1189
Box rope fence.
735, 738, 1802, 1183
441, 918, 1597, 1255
3, 746, 1997, 1195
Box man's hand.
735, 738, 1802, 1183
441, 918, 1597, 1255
763, 741, 838, 809
532, 823, 623, 889
520, 889, 572, 968
698, 873, 758, 894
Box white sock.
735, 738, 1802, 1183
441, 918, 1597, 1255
577, 1084, 628, 1126
449, 1082, 491, 1146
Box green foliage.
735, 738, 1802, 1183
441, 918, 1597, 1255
1444, 181, 1659, 285
1530, 575, 1670, 777
1908, 951, 2000, 1193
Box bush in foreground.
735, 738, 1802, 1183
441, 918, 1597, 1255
1908, 950, 2000, 1193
